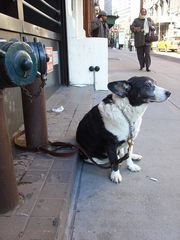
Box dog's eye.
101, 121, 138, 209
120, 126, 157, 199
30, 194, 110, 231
145, 82, 153, 88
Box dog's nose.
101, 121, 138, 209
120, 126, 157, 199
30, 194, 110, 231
165, 91, 171, 98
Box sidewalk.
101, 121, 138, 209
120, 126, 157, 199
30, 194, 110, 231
151, 49, 180, 64
0, 48, 180, 240
67, 49, 180, 240
0, 85, 107, 240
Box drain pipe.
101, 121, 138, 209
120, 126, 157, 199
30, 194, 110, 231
21, 38, 49, 149
21, 77, 48, 148
0, 90, 19, 213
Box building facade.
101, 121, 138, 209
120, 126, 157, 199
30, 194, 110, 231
101, 0, 140, 47
0, 0, 108, 137
144, 0, 180, 38
0, 0, 67, 136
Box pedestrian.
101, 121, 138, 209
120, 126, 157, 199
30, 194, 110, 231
91, 10, 109, 38
130, 8, 155, 72
110, 37, 115, 48
128, 38, 134, 51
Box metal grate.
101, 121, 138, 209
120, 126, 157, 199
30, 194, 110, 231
23, 0, 61, 32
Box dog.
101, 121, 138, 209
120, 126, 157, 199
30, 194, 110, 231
76, 76, 171, 183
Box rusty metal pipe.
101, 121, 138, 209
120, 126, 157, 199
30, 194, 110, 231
0, 90, 19, 213
21, 78, 48, 149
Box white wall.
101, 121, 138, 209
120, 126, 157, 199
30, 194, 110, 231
65, 0, 108, 90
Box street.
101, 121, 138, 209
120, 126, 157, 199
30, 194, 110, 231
66, 48, 180, 240
152, 50, 180, 60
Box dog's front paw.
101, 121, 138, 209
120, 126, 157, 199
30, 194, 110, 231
132, 153, 142, 161
127, 163, 141, 172
110, 170, 122, 183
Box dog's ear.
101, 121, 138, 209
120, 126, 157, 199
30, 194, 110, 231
107, 81, 131, 97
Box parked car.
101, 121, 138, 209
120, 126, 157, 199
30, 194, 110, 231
157, 36, 180, 52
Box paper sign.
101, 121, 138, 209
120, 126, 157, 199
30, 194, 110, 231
46, 47, 53, 73
53, 51, 59, 65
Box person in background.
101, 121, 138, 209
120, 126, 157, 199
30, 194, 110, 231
128, 38, 134, 51
110, 37, 115, 48
91, 10, 109, 38
130, 8, 155, 72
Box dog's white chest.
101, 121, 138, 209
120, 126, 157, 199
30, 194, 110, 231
98, 98, 147, 142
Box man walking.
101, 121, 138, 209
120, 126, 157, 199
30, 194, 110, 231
130, 8, 155, 72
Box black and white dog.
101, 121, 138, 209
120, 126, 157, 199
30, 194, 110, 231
76, 76, 171, 183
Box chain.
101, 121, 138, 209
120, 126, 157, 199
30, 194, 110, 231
121, 109, 134, 139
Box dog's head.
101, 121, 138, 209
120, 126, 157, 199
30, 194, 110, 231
108, 76, 171, 106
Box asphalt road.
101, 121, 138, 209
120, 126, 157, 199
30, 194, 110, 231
67, 48, 180, 240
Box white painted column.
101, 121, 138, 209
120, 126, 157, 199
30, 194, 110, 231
65, 0, 108, 90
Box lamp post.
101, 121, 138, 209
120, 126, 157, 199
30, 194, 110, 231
140, 0, 143, 10
158, 20, 161, 40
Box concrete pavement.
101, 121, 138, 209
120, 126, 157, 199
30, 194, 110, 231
0, 48, 180, 240
66, 48, 180, 240
152, 49, 180, 61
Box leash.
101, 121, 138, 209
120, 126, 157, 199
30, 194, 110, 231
13, 130, 78, 157
121, 108, 135, 152
121, 109, 134, 144
121, 109, 134, 139
111, 96, 135, 153
13, 130, 129, 169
